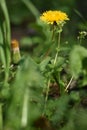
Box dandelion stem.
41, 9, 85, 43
54, 31, 61, 65
43, 28, 62, 115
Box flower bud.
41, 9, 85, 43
11, 40, 21, 64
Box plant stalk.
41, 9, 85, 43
42, 79, 50, 115
21, 88, 29, 128
0, 104, 3, 130
54, 31, 61, 65
0, 0, 11, 85
43, 28, 62, 115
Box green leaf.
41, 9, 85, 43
39, 56, 51, 72
0, 21, 6, 67
70, 45, 87, 78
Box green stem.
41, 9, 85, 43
0, 0, 11, 85
79, 39, 82, 44
54, 31, 61, 65
42, 79, 50, 115
4, 69, 9, 86
0, 104, 3, 130
21, 88, 29, 128
43, 28, 62, 115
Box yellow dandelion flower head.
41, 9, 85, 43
40, 10, 69, 24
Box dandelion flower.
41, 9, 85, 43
40, 10, 69, 25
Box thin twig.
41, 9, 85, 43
65, 76, 73, 92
